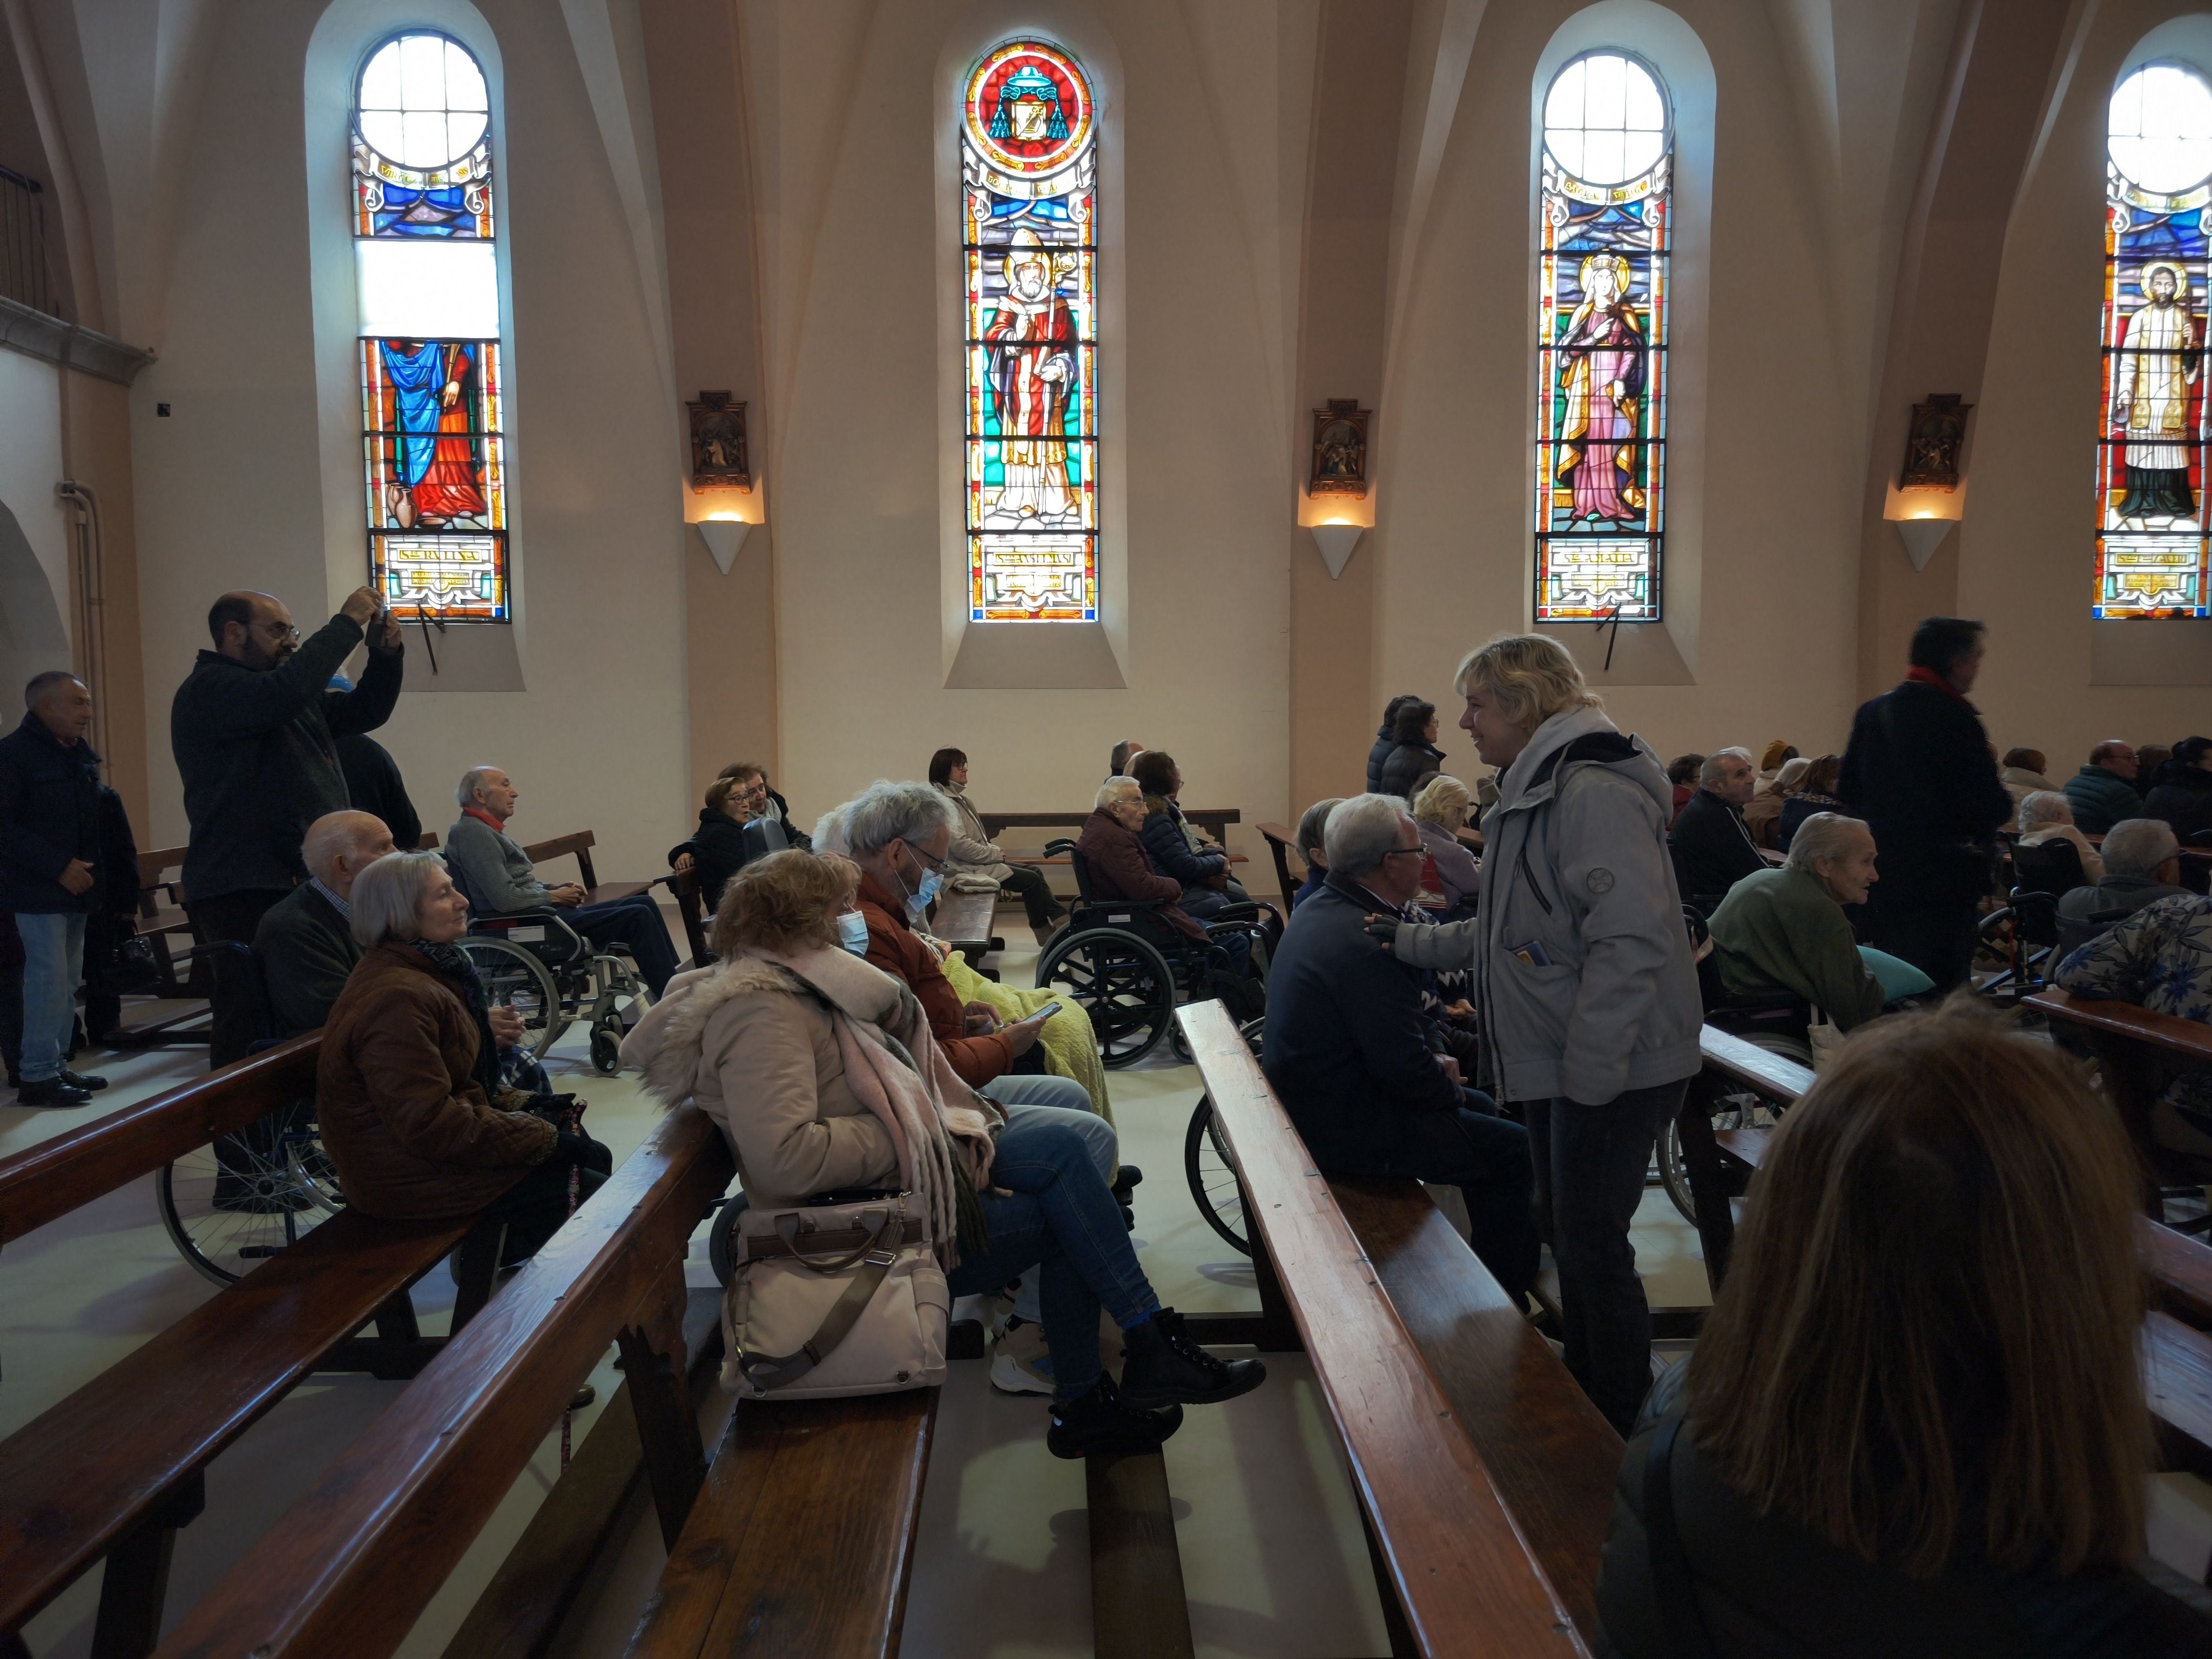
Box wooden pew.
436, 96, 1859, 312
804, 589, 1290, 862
151, 1108, 737, 1659
1179, 999, 1606, 1655
1256, 821, 1302, 911
0, 1036, 491, 1655
520, 829, 653, 905
982, 806, 1240, 845
669, 864, 712, 968
1670, 1028, 1810, 1289
102, 846, 214, 1048
2027, 987, 2211, 1208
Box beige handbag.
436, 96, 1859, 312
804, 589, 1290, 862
1805, 1007, 1844, 1073
721, 1191, 950, 1399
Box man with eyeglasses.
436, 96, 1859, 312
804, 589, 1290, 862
172, 584, 404, 1062
1260, 792, 1537, 1312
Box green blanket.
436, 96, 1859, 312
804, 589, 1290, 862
940, 952, 1114, 1131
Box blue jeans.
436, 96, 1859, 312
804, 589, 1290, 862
567, 894, 679, 995
945, 1112, 1157, 1398
979, 1073, 1116, 1323
1526, 1080, 1688, 1434
17, 912, 86, 1083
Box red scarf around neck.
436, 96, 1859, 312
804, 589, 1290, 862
462, 805, 508, 833
1903, 665, 1968, 703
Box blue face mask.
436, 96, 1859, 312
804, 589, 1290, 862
837, 911, 870, 955
912, 871, 945, 912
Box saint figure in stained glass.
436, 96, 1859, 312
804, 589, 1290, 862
1555, 253, 1647, 524
2097, 61, 2212, 616
962, 39, 1097, 622
1534, 52, 1670, 623
351, 31, 510, 623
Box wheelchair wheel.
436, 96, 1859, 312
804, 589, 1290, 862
1183, 1095, 1250, 1255
1657, 1088, 1787, 1225
460, 936, 566, 1058
159, 1107, 342, 1285
590, 1022, 621, 1076
1036, 927, 1176, 1068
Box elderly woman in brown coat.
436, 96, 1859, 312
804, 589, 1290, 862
318, 850, 609, 1260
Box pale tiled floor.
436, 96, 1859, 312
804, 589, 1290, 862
2, 914, 1719, 1659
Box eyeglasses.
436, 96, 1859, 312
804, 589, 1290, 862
1381, 846, 1425, 861
261, 622, 302, 642
906, 841, 946, 873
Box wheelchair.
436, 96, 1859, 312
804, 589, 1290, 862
1031, 838, 1275, 1067
159, 941, 346, 1285
1974, 839, 2080, 1005
1182, 1015, 1265, 1256
447, 859, 657, 1075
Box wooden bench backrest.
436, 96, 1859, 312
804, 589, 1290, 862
669, 864, 711, 966
2028, 987, 2212, 1062
1178, 1001, 1587, 1657
153, 1107, 734, 1659
1697, 1027, 1814, 1104
1255, 821, 1301, 912
0, 1033, 321, 1246
981, 806, 1241, 845
520, 829, 602, 890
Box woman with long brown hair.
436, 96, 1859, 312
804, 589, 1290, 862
1597, 996, 2212, 1654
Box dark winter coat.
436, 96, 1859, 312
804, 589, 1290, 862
1668, 788, 1766, 913
1838, 678, 2010, 887
170, 615, 403, 901
2065, 763, 2149, 837
1366, 724, 1398, 794
1379, 740, 1447, 800
2144, 766, 2212, 846
668, 808, 751, 908
0, 710, 104, 914
253, 881, 360, 1038
1139, 801, 1228, 893
1074, 808, 1203, 941
336, 732, 421, 852
1262, 872, 1460, 1174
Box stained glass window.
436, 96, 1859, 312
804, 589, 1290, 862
2098, 62, 2212, 618
353, 32, 508, 623
1535, 51, 1670, 622
961, 39, 1097, 622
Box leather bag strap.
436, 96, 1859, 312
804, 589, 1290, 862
1643, 1411, 1720, 1659
736, 1254, 895, 1392
768, 1208, 898, 1273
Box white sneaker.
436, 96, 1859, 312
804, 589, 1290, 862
989, 1317, 1057, 1395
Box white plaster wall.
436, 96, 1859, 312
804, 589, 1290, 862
127, 0, 686, 876
1373, 0, 1870, 765
1966, 2, 2212, 765
742, 0, 1296, 832
0, 348, 73, 704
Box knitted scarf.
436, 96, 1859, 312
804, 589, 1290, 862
410, 939, 503, 1102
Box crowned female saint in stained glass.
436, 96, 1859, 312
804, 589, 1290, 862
1554, 252, 1647, 525
962, 39, 1098, 622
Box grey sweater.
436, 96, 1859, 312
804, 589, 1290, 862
444, 813, 552, 913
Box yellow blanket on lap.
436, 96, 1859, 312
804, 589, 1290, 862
940, 950, 1113, 1129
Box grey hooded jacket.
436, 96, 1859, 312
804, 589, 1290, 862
1391, 705, 1702, 1104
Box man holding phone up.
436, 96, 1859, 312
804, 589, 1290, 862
173, 584, 404, 1061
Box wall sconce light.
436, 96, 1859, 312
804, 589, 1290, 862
1309, 522, 1364, 579
1890, 515, 1954, 572
696, 516, 753, 575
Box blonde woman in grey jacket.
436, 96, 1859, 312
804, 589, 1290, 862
1387, 634, 1701, 1433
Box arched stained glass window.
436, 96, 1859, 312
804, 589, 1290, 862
2098, 61, 2212, 618
1535, 51, 1671, 622
353, 32, 509, 623
961, 39, 1097, 622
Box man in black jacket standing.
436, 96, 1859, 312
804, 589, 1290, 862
172, 585, 402, 1060
1667, 747, 1764, 915
0, 672, 109, 1104
1261, 793, 1536, 1305
1840, 616, 2011, 991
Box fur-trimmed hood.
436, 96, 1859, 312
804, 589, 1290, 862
621, 946, 920, 1108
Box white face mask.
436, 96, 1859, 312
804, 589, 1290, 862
837, 910, 870, 955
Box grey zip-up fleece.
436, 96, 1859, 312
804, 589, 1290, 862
1391, 705, 1701, 1104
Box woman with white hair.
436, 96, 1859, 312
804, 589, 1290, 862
316, 851, 610, 1258
1290, 796, 1341, 909
1707, 812, 1933, 1031
2017, 789, 2105, 886
1409, 775, 1481, 913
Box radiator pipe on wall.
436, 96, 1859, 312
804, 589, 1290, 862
55, 479, 106, 758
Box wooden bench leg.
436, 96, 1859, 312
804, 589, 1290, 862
1087, 1451, 1195, 1659
617, 1320, 706, 1549
1675, 1073, 1740, 1293
451, 1220, 506, 1333
91, 1468, 204, 1659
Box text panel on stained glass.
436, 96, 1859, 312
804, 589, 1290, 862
962, 39, 1098, 622
2098, 60, 2212, 618
353, 31, 509, 622
1534, 51, 1671, 623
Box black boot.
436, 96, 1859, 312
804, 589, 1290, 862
1046, 1373, 1183, 1460
1118, 1307, 1267, 1408
15, 1077, 91, 1107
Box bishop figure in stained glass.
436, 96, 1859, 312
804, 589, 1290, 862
982, 230, 1081, 529
1554, 253, 1647, 525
